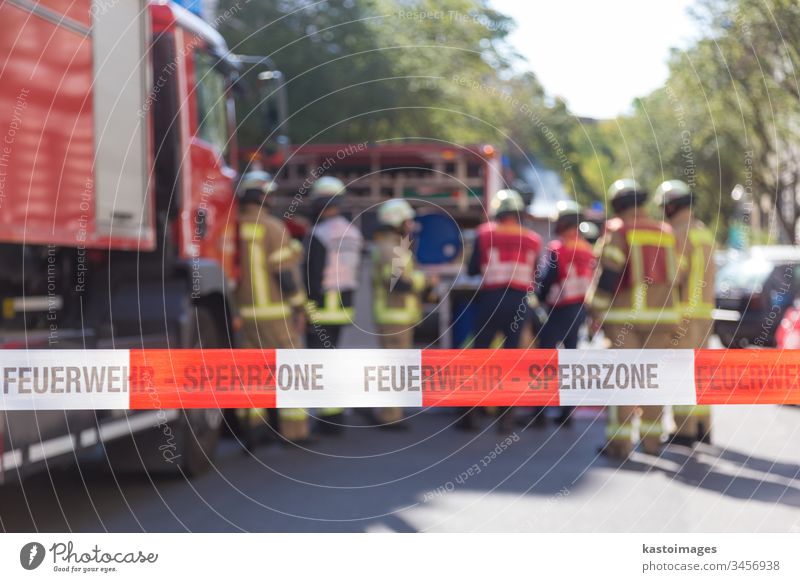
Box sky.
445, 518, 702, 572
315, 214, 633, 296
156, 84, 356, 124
491, 0, 700, 119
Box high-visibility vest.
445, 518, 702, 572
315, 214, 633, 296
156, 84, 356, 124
238, 215, 304, 321
372, 232, 425, 326
476, 221, 541, 292
545, 235, 596, 307
597, 217, 680, 325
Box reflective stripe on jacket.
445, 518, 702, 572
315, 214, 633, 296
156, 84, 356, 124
592, 215, 680, 325
372, 231, 425, 326
545, 234, 596, 307
238, 209, 305, 321
671, 215, 716, 320
475, 221, 541, 292
307, 290, 355, 325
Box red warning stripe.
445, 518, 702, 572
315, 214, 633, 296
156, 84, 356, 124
695, 349, 800, 405
129, 349, 276, 409
421, 349, 560, 407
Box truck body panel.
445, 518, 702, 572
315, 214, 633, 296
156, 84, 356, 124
0, 0, 153, 251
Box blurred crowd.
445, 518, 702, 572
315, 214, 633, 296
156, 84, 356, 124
235, 172, 715, 461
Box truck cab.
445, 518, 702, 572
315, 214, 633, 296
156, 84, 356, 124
0, 1, 246, 480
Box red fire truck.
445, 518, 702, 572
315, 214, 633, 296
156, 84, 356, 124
0, 1, 260, 480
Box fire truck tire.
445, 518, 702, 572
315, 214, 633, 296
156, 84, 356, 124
179, 305, 224, 477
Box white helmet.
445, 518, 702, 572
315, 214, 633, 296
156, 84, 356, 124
378, 199, 416, 228
489, 189, 525, 218
310, 176, 346, 199
238, 171, 277, 195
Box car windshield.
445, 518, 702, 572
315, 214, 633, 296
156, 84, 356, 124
716, 259, 774, 293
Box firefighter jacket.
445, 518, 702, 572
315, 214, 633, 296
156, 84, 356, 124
670, 213, 716, 321
372, 229, 426, 327
536, 232, 596, 308
468, 220, 542, 292
305, 214, 363, 325
589, 212, 679, 326
238, 205, 306, 321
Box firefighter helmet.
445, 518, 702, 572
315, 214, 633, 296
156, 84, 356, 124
654, 180, 693, 218
310, 176, 346, 199
309, 176, 346, 216
238, 171, 276, 205
555, 200, 582, 233
608, 178, 647, 214
378, 199, 416, 228
490, 189, 525, 218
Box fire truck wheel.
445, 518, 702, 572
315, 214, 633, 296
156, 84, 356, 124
179, 305, 224, 477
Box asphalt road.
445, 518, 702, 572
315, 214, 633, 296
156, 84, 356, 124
1, 263, 798, 532
0, 404, 798, 532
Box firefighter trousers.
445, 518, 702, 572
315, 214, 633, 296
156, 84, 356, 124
602, 324, 674, 458
535, 303, 586, 423
459, 289, 527, 432
241, 318, 309, 443
305, 324, 345, 431
671, 318, 713, 442
374, 326, 414, 425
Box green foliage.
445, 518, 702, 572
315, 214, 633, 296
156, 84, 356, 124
219, 0, 800, 242
220, 0, 516, 143
585, 0, 800, 242
218, 0, 602, 200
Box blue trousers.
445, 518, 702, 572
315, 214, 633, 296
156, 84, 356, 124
538, 303, 585, 349
536, 303, 586, 422
473, 289, 527, 348
459, 288, 527, 431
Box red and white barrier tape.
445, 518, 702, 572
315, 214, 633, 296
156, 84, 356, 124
0, 349, 798, 410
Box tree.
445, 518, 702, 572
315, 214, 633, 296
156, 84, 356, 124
218, 0, 517, 145
585, 0, 800, 242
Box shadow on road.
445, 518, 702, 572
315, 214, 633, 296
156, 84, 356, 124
1, 409, 797, 532
617, 444, 800, 509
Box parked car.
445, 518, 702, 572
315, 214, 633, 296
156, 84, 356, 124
714, 246, 800, 347
776, 300, 800, 349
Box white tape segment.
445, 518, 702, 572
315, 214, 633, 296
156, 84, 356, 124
0, 350, 130, 410
557, 349, 697, 406
276, 349, 423, 408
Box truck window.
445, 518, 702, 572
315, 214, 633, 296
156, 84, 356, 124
194, 51, 229, 160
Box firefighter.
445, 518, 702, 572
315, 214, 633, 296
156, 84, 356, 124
237, 171, 309, 444
304, 176, 363, 434
459, 189, 542, 432
372, 199, 427, 427
655, 179, 716, 445
589, 179, 680, 459
533, 200, 596, 427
